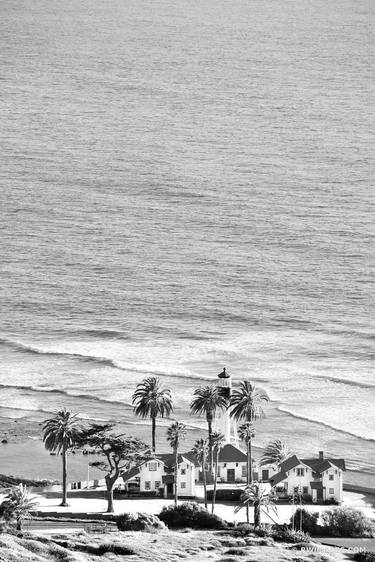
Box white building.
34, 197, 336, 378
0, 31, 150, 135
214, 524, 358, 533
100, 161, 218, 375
121, 453, 197, 498
269, 451, 345, 503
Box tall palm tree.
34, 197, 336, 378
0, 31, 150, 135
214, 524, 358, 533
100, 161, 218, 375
230, 380, 269, 524
132, 377, 173, 452
260, 439, 293, 467
166, 421, 187, 506
42, 409, 81, 506
0, 484, 39, 531
211, 431, 225, 514
235, 481, 278, 528
192, 438, 209, 510
190, 385, 228, 478
238, 422, 255, 523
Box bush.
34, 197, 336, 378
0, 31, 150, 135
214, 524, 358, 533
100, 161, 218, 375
272, 525, 311, 543
158, 502, 228, 529
291, 509, 320, 535
233, 523, 253, 537
354, 553, 375, 562
117, 512, 165, 532
321, 507, 374, 538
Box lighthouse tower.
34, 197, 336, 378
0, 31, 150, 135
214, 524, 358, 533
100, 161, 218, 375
215, 368, 238, 445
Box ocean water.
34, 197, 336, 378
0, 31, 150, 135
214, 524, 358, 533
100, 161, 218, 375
0, 0, 374, 481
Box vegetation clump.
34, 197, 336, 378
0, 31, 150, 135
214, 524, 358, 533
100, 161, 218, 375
272, 524, 311, 543
117, 511, 165, 532
159, 502, 228, 529
354, 552, 375, 562
321, 506, 374, 537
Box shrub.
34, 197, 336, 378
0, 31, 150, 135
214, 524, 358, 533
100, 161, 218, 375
354, 553, 375, 562
233, 523, 253, 537
117, 512, 165, 532
158, 502, 228, 529
321, 507, 374, 538
272, 525, 311, 543
290, 509, 319, 535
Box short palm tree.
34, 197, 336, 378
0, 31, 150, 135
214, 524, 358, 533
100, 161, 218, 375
190, 385, 228, 478
0, 484, 38, 531
235, 481, 278, 528
192, 438, 209, 509
211, 431, 225, 514
42, 409, 81, 506
166, 421, 187, 506
260, 440, 293, 467
132, 377, 173, 452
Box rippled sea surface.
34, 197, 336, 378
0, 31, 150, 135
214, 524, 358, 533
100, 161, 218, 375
0, 0, 374, 480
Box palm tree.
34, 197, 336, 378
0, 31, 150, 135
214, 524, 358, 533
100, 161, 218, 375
230, 380, 269, 423
192, 438, 209, 509
0, 484, 38, 531
132, 377, 173, 452
211, 431, 225, 514
166, 421, 187, 506
190, 385, 228, 478
238, 422, 255, 523
238, 422, 255, 486
235, 481, 278, 528
42, 409, 81, 506
260, 439, 293, 467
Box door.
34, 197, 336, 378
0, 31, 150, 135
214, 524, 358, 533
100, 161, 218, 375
227, 469, 235, 482
166, 483, 174, 497
262, 469, 269, 481
317, 488, 324, 501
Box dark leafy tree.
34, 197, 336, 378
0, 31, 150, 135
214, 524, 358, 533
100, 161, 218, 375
78, 424, 150, 512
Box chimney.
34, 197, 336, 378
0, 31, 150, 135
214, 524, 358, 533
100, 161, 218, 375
319, 451, 324, 460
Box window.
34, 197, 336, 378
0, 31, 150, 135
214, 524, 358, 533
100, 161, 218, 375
241, 465, 246, 477
329, 488, 334, 495
145, 481, 151, 490
296, 468, 304, 477
149, 462, 157, 471
303, 487, 308, 495
155, 481, 161, 489
236, 463, 239, 467
329, 474, 334, 481
181, 468, 186, 475
223, 463, 227, 468
181, 482, 186, 489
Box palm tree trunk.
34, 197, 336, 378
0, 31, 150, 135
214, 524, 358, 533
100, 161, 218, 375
202, 448, 207, 509
16, 518, 22, 532
61, 444, 68, 506
246, 438, 251, 524
174, 448, 178, 507
207, 417, 213, 482
254, 500, 260, 528
152, 415, 156, 452
212, 450, 219, 513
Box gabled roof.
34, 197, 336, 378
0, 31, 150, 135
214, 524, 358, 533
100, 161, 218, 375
218, 444, 247, 463
279, 455, 302, 472
269, 471, 287, 486
183, 452, 200, 468
155, 453, 195, 468
302, 458, 346, 473
121, 466, 140, 482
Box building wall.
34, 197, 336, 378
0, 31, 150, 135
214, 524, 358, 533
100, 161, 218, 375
321, 468, 343, 502
283, 464, 314, 495
217, 461, 247, 482
139, 459, 195, 497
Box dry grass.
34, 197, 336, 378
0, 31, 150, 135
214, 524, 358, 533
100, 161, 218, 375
0, 530, 349, 561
